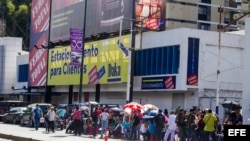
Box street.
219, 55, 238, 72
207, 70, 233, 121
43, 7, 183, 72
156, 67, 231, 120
0, 122, 125, 141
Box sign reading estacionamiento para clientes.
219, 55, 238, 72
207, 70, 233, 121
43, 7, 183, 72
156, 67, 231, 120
47, 35, 130, 85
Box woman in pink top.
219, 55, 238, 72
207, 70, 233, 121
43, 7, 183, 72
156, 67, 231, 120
73, 106, 82, 136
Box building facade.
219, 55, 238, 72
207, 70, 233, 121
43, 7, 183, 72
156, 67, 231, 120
166, 0, 248, 31
16, 28, 244, 120
0, 37, 27, 100
9, 0, 248, 121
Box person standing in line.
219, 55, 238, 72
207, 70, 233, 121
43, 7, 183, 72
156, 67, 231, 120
112, 118, 123, 138
196, 111, 205, 141
175, 108, 187, 141
164, 109, 169, 118
91, 108, 98, 138
164, 110, 177, 141
56, 106, 66, 120
32, 104, 43, 130
99, 109, 109, 139
129, 110, 140, 140
44, 106, 50, 132
203, 109, 217, 141
235, 107, 243, 125
140, 119, 150, 141
137, 109, 143, 139
154, 109, 166, 141
72, 106, 82, 136
185, 109, 198, 141
47, 106, 56, 133
122, 115, 131, 139
148, 119, 157, 141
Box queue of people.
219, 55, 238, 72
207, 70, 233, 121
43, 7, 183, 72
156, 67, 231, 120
31, 103, 243, 141
172, 107, 243, 141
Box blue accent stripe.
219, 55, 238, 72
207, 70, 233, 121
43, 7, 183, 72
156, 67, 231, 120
117, 40, 129, 57
107, 77, 121, 82
98, 66, 105, 79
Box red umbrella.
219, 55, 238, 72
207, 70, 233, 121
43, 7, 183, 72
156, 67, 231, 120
123, 102, 143, 113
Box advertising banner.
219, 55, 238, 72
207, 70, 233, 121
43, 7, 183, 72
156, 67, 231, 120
50, 0, 84, 43
70, 28, 83, 66
50, 0, 133, 41
186, 37, 199, 86
47, 35, 130, 85
135, 0, 166, 31
85, 0, 133, 36
141, 76, 176, 90
29, 0, 50, 86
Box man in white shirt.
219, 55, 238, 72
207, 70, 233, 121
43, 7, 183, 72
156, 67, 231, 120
47, 106, 56, 133
164, 110, 177, 141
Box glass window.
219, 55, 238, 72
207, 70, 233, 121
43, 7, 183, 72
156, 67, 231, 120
18, 64, 28, 82
134, 45, 180, 76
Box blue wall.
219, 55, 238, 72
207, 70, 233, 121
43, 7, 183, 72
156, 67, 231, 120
134, 45, 180, 76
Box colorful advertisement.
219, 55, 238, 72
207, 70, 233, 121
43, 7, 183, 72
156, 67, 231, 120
70, 28, 83, 66
47, 35, 130, 85
85, 0, 133, 37
50, 0, 84, 43
141, 76, 176, 90
187, 37, 199, 86
29, 0, 50, 86
135, 0, 166, 31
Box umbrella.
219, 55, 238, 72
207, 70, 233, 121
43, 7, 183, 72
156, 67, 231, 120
222, 101, 242, 109
110, 107, 123, 112
141, 115, 155, 120
123, 102, 143, 114
123, 102, 143, 110
124, 107, 132, 114
80, 105, 89, 110
143, 104, 158, 111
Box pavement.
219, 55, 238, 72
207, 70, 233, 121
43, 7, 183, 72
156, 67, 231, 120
0, 122, 128, 141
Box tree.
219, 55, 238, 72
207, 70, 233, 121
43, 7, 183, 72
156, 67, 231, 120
3, 0, 31, 51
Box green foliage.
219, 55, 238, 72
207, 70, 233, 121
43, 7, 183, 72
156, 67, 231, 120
6, 0, 15, 15
4, 0, 31, 50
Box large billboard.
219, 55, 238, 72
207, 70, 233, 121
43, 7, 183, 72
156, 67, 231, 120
47, 35, 130, 85
29, 0, 50, 87
135, 0, 166, 31
85, 0, 133, 36
50, 0, 85, 43
50, 0, 134, 41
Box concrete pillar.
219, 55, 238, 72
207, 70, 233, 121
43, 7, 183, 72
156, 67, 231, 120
242, 18, 250, 124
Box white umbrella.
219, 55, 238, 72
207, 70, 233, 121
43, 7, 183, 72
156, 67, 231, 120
80, 106, 89, 110
110, 107, 122, 112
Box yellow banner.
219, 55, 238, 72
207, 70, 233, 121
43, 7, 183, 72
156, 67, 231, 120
47, 35, 130, 85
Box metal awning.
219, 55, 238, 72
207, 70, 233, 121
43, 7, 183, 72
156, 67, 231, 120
12, 92, 62, 96
12, 92, 45, 96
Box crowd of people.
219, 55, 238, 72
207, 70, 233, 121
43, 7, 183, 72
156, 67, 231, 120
31, 103, 243, 141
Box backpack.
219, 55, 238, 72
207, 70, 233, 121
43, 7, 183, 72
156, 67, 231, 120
175, 114, 185, 126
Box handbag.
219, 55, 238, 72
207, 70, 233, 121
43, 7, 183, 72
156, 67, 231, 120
190, 122, 198, 130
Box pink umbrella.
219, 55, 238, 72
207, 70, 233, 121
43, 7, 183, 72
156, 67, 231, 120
123, 102, 143, 114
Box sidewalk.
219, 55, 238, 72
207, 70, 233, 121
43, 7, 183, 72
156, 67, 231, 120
0, 122, 125, 141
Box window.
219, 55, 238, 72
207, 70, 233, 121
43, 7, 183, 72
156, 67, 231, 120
198, 23, 210, 30
18, 64, 28, 82
200, 0, 211, 4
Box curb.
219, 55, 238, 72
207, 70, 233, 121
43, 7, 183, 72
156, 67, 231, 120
0, 133, 41, 141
